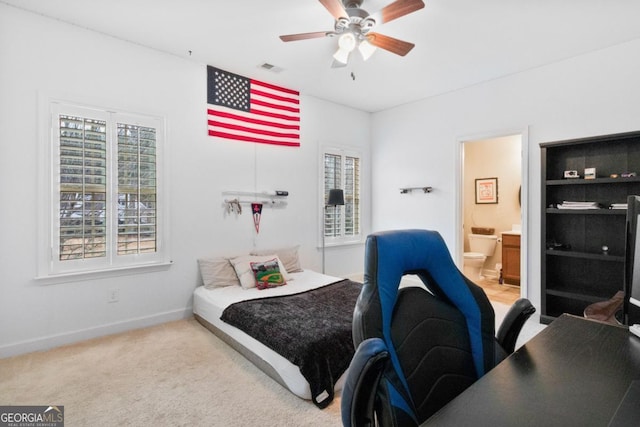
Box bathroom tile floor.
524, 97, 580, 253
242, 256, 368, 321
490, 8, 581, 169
475, 276, 520, 305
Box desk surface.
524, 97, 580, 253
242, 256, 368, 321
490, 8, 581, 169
423, 314, 640, 426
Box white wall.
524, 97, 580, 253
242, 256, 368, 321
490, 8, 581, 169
0, 5, 370, 356
371, 38, 640, 312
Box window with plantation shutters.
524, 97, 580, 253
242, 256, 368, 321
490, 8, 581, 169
41, 101, 169, 278
59, 115, 108, 260
323, 148, 361, 243
117, 123, 157, 256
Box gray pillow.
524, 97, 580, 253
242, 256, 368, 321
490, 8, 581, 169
198, 257, 240, 289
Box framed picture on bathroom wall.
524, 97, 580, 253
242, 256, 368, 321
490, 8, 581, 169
475, 177, 498, 204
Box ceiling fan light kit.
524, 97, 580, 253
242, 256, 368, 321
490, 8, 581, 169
280, 0, 424, 67
358, 39, 377, 61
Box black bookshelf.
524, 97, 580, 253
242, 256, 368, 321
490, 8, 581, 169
540, 131, 640, 324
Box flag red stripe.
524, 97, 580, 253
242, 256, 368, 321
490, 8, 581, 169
209, 130, 300, 147
208, 120, 299, 139
250, 88, 299, 105
250, 107, 299, 122
208, 109, 300, 130
251, 79, 299, 96
251, 98, 300, 114
207, 66, 300, 147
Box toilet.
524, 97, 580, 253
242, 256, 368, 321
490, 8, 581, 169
463, 233, 498, 280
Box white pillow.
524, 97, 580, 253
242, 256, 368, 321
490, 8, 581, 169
251, 245, 302, 273
197, 257, 240, 289
230, 255, 291, 289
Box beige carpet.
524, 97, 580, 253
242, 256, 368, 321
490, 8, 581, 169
1, 307, 545, 427
0, 318, 342, 426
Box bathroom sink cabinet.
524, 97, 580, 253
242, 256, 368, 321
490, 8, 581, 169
501, 233, 520, 286
540, 131, 640, 324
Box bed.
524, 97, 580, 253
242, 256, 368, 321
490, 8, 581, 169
193, 250, 361, 409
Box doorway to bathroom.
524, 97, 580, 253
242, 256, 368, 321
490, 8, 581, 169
458, 132, 527, 305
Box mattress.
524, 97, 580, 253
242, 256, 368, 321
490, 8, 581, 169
193, 269, 349, 401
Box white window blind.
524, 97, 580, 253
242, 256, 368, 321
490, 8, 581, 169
323, 148, 361, 242
59, 115, 108, 260
344, 155, 360, 236
43, 101, 168, 278
117, 123, 157, 256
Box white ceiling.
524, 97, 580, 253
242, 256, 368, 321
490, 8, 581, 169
5, 0, 640, 112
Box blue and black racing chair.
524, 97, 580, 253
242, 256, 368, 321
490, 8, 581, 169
341, 230, 535, 426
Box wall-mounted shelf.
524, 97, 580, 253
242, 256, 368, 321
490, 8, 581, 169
400, 186, 433, 194
222, 190, 288, 198
222, 190, 288, 212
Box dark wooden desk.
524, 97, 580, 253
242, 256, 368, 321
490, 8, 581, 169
422, 314, 640, 426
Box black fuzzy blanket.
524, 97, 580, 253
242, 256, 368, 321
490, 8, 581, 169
220, 279, 361, 408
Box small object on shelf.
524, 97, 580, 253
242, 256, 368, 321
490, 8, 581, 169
602, 245, 609, 254
610, 174, 619, 178
564, 170, 579, 179
547, 241, 571, 250
610, 203, 628, 210
252, 203, 262, 233
275, 190, 289, 196
226, 198, 242, 214
622, 172, 637, 178
584, 167, 596, 179
584, 291, 624, 325
556, 201, 601, 210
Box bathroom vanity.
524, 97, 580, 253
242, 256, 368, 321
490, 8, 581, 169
501, 231, 521, 286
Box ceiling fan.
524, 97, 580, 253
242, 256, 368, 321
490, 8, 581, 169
279, 0, 425, 67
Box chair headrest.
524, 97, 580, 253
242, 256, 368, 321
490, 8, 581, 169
362, 229, 494, 378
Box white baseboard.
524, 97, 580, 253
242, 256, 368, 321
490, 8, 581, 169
346, 272, 365, 282
482, 268, 499, 279
0, 307, 193, 359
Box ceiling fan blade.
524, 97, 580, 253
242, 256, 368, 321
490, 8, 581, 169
319, 0, 349, 20
279, 31, 331, 42
372, 0, 425, 24
331, 59, 348, 68
366, 33, 415, 56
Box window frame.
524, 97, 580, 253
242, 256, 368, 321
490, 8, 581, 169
37, 98, 171, 282
321, 146, 362, 247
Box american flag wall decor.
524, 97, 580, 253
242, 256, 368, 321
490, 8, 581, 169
207, 66, 300, 147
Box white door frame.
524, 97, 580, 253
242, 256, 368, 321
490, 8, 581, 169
455, 127, 530, 299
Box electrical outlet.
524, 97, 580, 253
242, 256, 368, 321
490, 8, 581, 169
108, 288, 120, 303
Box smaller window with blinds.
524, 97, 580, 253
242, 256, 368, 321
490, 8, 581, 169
323, 148, 361, 243
42, 101, 169, 278
117, 123, 157, 256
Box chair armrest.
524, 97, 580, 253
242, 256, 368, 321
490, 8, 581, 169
496, 298, 536, 355
341, 338, 389, 427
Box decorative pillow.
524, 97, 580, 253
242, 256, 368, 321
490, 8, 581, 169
230, 255, 291, 289
197, 257, 240, 289
250, 258, 287, 290
250, 245, 303, 273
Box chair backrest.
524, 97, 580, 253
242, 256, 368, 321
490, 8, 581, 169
349, 229, 498, 425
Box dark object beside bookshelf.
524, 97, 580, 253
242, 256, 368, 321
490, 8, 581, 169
540, 131, 640, 324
